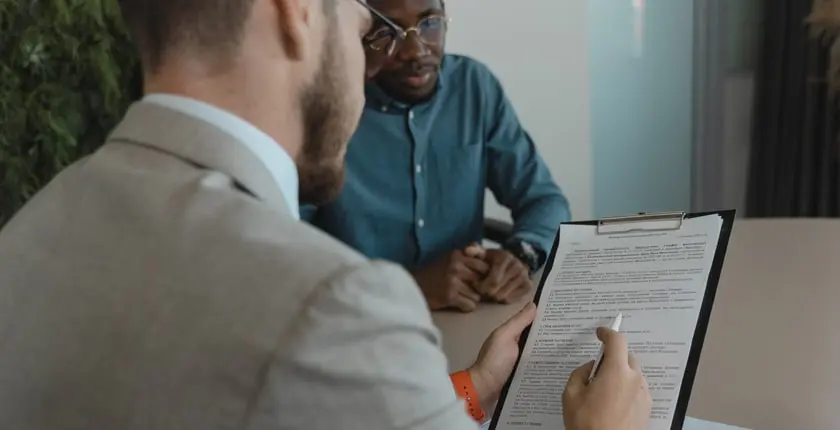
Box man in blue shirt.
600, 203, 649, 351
302, 0, 571, 312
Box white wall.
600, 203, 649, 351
445, 0, 594, 221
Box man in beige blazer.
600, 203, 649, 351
0, 0, 650, 429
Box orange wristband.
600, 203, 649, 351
450, 370, 486, 422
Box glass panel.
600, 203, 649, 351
589, 0, 694, 217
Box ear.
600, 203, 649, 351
272, 0, 315, 61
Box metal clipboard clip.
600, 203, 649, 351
596, 211, 686, 235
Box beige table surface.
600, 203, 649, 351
432, 219, 840, 430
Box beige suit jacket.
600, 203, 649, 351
0, 102, 478, 430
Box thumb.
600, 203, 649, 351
564, 361, 595, 397
596, 326, 629, 370
496, 302, 536, 337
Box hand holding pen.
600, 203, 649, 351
561, 314, 652, 430
588, 312, 623, 383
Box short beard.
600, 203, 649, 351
297, 22, 349, 207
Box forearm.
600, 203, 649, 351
509, 189, 571, 254
482, 66, 571, 255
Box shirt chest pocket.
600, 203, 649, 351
424, 140, 486, 218
427, 139, 485, 183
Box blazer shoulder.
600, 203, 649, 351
195, 198, 371, 287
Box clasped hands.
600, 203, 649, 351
412, 244, 532, 312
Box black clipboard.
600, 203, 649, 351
488, 210, 736, 430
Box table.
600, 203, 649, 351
432, 219, 840, 430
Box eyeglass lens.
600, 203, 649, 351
365, 16, 447, 52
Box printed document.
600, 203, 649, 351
494, 215, 723, 430
485, 417, 749, 430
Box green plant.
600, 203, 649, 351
0, 0, 140, 226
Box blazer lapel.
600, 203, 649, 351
107, 101, 291, 214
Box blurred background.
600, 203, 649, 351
2, 0, 837, 225
447, 0, 836, 221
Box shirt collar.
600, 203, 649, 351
365, 55, 450, 110
143, 94, 300, 219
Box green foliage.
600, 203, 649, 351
0, 0, 140, 225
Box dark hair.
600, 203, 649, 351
119, 0, 258, 72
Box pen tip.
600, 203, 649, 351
613, 312, 623, 330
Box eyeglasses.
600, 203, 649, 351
355, 0, 449, 56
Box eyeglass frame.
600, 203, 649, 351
354, 0, 450, 55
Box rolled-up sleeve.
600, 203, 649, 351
483, 74, 571, 254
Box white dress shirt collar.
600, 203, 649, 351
143, 94, 300, 219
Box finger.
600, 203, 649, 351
564, 361, 595, 397
454, 264, 482, 285
449, 277, 480, 306
485, 260, 513, 297
495, 302, 537, 337
495, 277, 531, 304
464, 243, 486, 259
490, 278, 518, 303
628, 353, 641, 372
498, 260, 525, 285
462, 257, 490, 275
492, 262, 529, 300
596, 327, 629, 371
456, 282, 482, 303
477, 266, 501, 295
452, 293, 478, 313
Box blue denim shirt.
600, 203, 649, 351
302, 54, 570, 269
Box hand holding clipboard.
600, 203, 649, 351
489, 210, 735, 430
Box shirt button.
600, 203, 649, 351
415, 164, 422, 173
408, 110, 414, 120
417, 219, 425, 228
380, 105, 388, 112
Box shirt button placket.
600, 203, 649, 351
408, 108, 426, 262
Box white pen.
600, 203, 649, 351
587, 312, 623, 384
